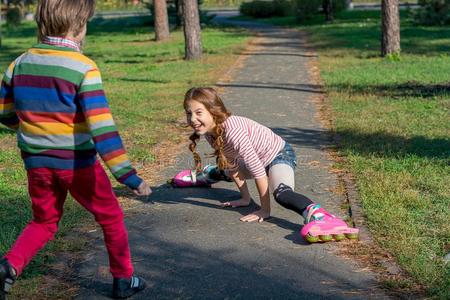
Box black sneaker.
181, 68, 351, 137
112, 275, 146, 299
0, 259, 16, 300
205, 165, 233, 182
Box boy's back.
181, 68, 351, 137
0, 1, 149, 299
3, 38, 142, 188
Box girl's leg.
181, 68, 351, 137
268, 164, 314, 216
5, 168, 67, 276
69, 161, 133, 279
269, 164, 359, 242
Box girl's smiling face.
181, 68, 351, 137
185, 100, 216, 135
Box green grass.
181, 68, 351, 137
260, 9, 449, 299
0, 16, 249, 298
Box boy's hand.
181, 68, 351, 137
133, 181, 152, 196
240, 209, 270, 223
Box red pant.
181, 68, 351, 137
5, 161, 133, 278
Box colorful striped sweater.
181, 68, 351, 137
0, 39, 142, 189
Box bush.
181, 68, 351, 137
6, 6, 23, 27
322, 0, 347, 21
272, 0, 293, 16
239, 0, 293, 18
414, 0, 450, 25
295, 0, 321, 21
295, 0, 347, 22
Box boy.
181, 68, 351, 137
0, 0, 150, 298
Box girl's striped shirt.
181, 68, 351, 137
0, 40, 142, 189
206, 115, 285, 179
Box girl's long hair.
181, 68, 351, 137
184, 87, 231, 171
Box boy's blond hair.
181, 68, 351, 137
35, 0, 96, 42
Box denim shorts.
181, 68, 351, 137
265, 142, 297, 173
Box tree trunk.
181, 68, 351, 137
323, 0, 334, 22
182, 0, 202, 60
381, 0, 400, 56
175, 0, 184, 28
154, 0, 170, 41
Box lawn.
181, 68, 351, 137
0, 16, 249, 298
259, 9, 449, 299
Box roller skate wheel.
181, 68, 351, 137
305, 233, 320, 243
333, 234, 345, 241
319, 234, 332, 242
345, 233, 359, 240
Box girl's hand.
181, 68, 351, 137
240, 209, 270, 223
221, 198, 251, 208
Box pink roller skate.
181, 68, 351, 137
300, 204, 359, 243
169, 165, 232, 188
169, 169, 210, 187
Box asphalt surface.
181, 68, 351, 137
73, 13, 391, 300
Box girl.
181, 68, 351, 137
184, 87, 359, 243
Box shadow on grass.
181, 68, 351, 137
330, 81, 450, 98
87, 15, 249, 39
117, 77, 171, 84
314, 22, 450, 56
254, 10, 450, 56
336, 129, 450, 159
0, 45, 28, 68
2, 24, 37, 39
0, 127, 16, 135
271, 127, 449, 160
104, 59, 144, 64
87, 16, 153, 35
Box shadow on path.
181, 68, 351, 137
216, 82, 324, 94
74, 234, 372, 299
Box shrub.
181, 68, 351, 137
322, 0, 347, 21
240, 0, 293, 18
273, 0, 293, 16
295, 0, 321, 21
6, 6, 23, 27
295, 0, 347, 23
414, 0, 450, 25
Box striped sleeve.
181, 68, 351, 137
227, 127, 267, 179
0, 62, 19, 130
78, 67, 143, 189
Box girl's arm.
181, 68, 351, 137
222, 169, 252, 207
240, 176, 271, 223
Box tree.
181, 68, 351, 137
323, 0, 334, 21
175, 0, 184, 28
322, 0, 347, 22
381, 0, 400, 56
154, 0, 169, 41
182, 0, 202, 60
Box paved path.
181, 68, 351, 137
73, 15, 390, 300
